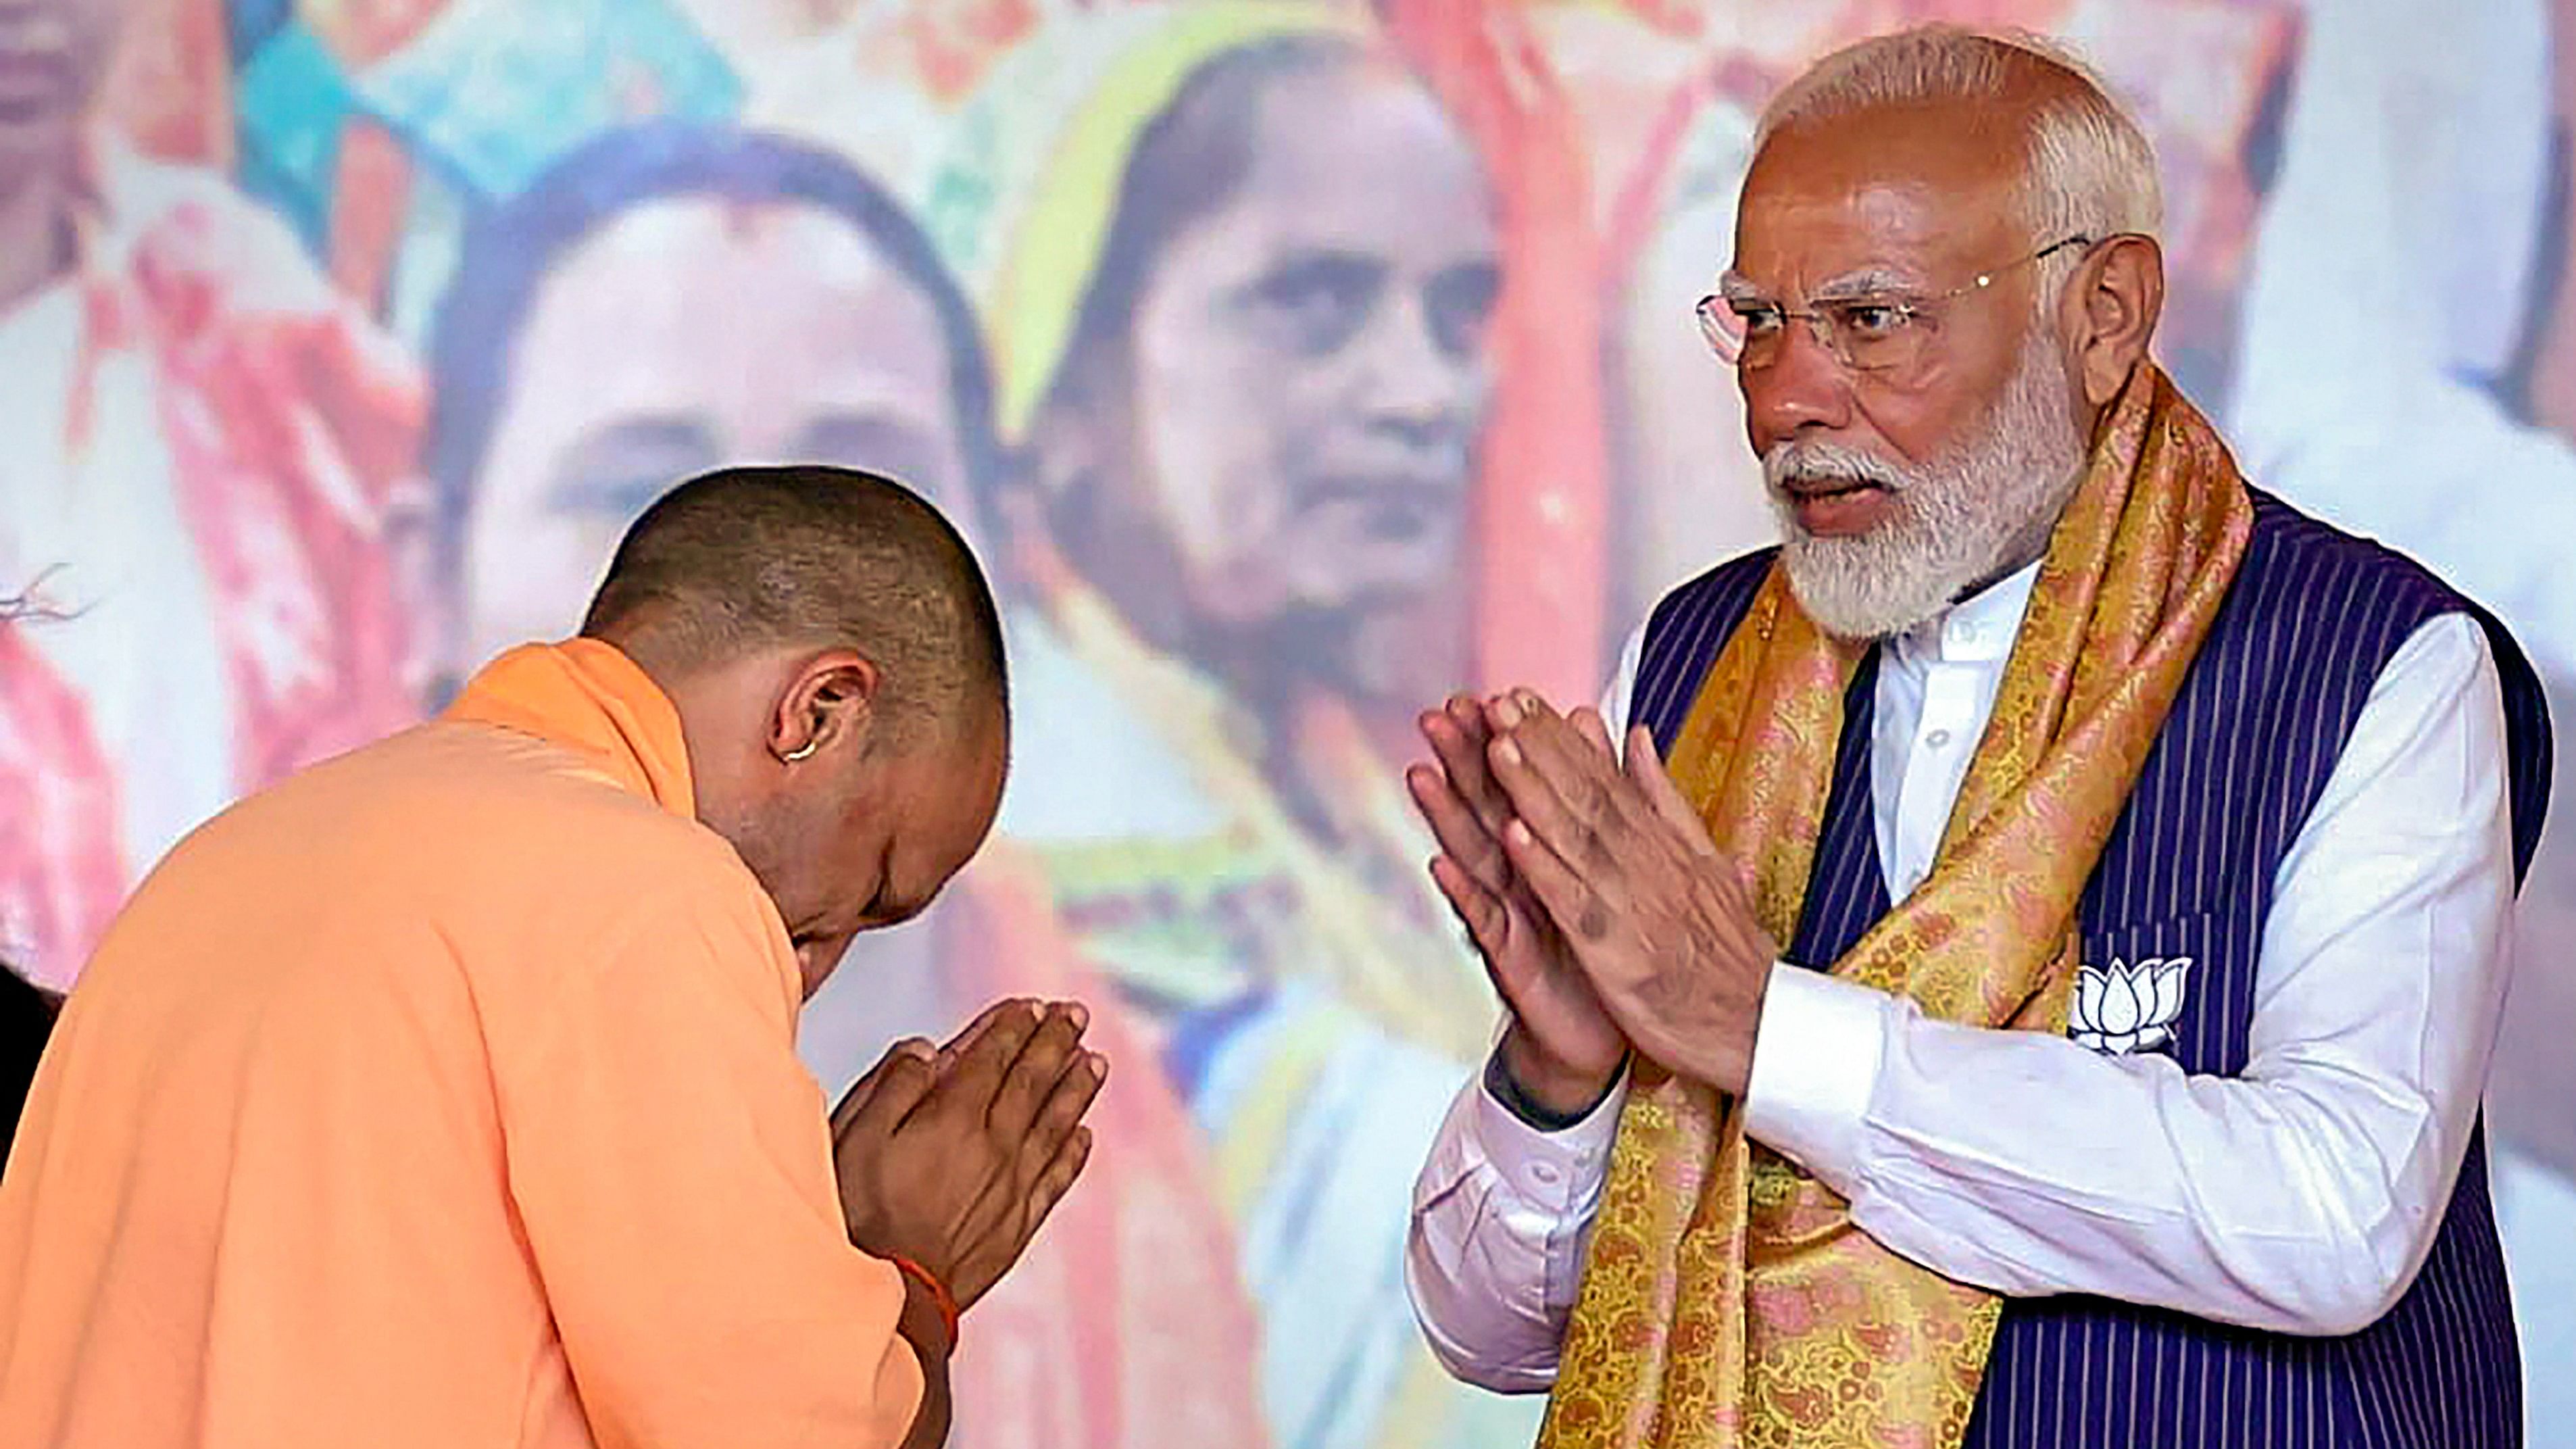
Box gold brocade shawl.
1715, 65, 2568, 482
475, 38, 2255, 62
1536, 365, 2253, 1449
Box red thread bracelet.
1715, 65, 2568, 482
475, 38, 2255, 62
889, 1255, 960, 1347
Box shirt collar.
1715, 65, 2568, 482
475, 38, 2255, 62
441, 639, 697, 817
1887, 558, 2044, 668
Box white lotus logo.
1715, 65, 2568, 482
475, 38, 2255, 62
2071, 956, 2192, 1055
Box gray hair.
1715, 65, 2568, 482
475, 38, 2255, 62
1758, 26, 2162, 254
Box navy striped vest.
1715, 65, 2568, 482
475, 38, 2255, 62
1629, 490, 2551, 1449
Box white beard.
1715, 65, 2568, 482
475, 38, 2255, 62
1764, 334, 2089, 641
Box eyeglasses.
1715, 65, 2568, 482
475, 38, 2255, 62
1696, 235, 2097, 376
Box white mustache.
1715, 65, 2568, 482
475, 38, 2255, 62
1763, 441, 1908, 493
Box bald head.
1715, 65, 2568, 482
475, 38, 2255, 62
581, 464, 1006, 741
582, 466, 1014, 998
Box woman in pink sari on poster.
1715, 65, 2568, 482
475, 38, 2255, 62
0, 0, 424, 987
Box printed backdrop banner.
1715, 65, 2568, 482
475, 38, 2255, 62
3, 0, 2572, 1443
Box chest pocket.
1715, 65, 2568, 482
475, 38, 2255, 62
2072, 908, 2262, 1075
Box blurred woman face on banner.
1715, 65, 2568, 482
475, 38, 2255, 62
460, 201, 963, 661
0, 0, 120, 201
1028, 36, 1501, 713
426, 126, 992, 681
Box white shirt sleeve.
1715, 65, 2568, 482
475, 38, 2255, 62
1408, 610, 2521, 1385
1747, 612, 2516, 1335
1404, 1064, 1627, 1391
1403, 622, 1645, 1388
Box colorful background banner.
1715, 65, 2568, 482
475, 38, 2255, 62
4, 0, 2572, 1441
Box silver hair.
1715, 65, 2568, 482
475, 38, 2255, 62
1758, 26, 2162, 269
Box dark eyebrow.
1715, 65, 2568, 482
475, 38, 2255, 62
545, 416, 717, 506
1231, 247, 1390, 303
1256, 245, 1385, 274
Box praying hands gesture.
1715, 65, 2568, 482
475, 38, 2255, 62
1410, 690, 1779, 1103
828, 1000, 1100, 1449
832, 1000, 1104, 1317
1412, 695, 1628, 1118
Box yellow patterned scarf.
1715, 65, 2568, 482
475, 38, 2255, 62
1535, 364, 2252, 1449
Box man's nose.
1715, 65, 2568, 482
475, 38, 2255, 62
1741, 318, 1856, 447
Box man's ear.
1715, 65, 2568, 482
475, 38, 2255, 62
770, 649, 883, 764
2064, 234, 2165, 408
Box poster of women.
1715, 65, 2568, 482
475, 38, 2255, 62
5, 0, 2572, 1442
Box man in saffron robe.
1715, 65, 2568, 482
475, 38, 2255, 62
1406, 27, 2549, 1449
0, 466, 1102, 1448
420, 121, 1269, 1449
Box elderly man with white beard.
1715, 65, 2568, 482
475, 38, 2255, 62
1400, 25, 2552, 1449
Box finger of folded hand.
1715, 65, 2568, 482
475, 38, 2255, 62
1627, 725, 1720, 858
986, 1003, 1091, 1139
837, 1037, 939, 1139
1422, 702, 1514, 834
1408, 762, 1514, 888
1489, 717, 1626, 876
1503, 816, 1612, 948
1013, 1047, 1104, 1189
1570, 706, 1617, 760
933, 998, 1047, 1120
1026, 1125, 1094, 1233
1429, 852, 1511, 961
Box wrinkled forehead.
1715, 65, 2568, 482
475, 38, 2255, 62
1730, 106, 2031, 298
